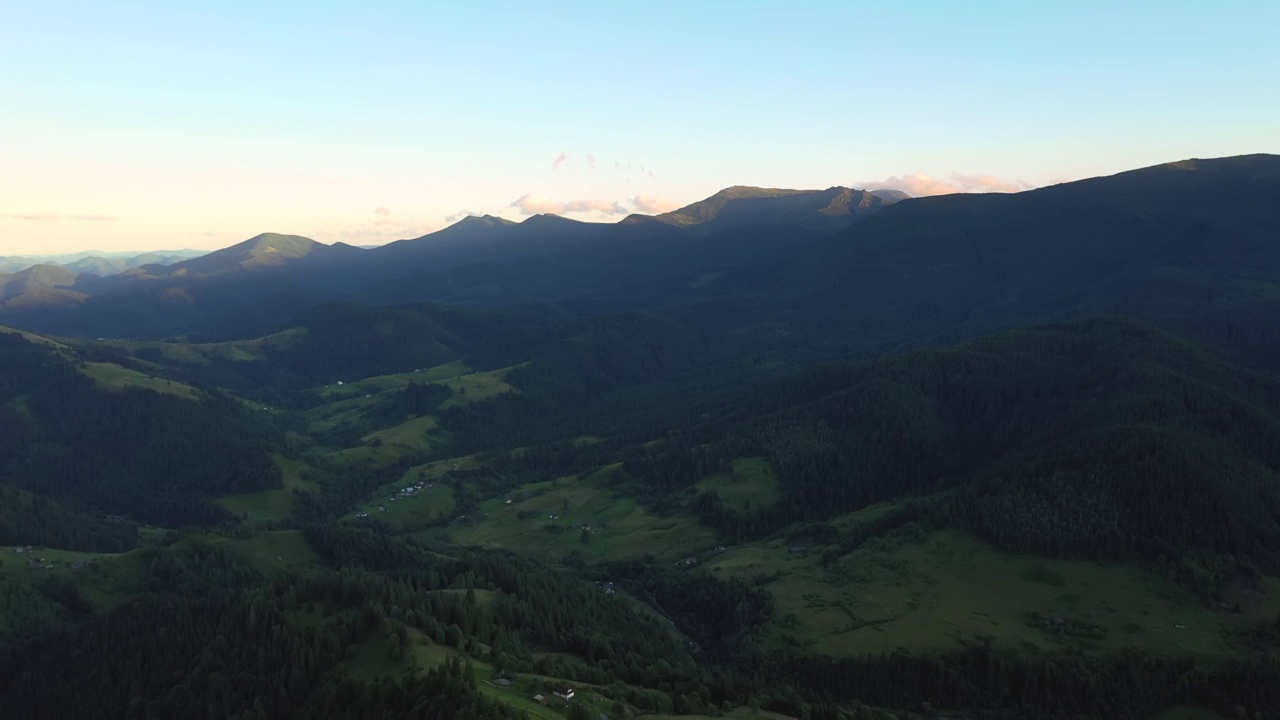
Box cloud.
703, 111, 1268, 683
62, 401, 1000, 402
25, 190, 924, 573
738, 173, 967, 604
552, 151, 568, 170
630, 195, 680, 214
444, 210, 484, 224
336, 206, 442, 242
0, 212, 116, 221
863, 172, 1034, 197
509, 195, 629, 216
338, 221, 437, 241
586, 153, 596, 170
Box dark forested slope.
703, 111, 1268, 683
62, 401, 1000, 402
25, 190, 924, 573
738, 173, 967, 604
750, 154, 1280, 364
622, 318, 1280, 596
0, 332, 280, 531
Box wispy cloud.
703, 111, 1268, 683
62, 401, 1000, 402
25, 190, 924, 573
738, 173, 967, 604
509, 195, 629, 216
552, 151, 569, 170
0, 212, 116, 221
864, 172, 1034, 197
444, 210, 483, 224
337, 207, 437, 241
630, 195, 680, 214
586, 153, 596, 170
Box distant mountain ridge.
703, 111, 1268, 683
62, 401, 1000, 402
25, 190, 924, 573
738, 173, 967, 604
621, 185, 894, 233
0, 249, 203, 275
2, 157, 1277, 350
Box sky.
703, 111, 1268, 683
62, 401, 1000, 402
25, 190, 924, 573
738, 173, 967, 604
1, 1, 1277, 255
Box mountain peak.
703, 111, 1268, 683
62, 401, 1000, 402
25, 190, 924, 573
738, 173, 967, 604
625, 185, 897, 234
520, 213, 587, 227
162, 233, 355, 276
239, 232, 322, 255
452, 215, 516, 231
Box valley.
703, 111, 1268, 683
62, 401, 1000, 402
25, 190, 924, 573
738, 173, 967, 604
3, 157, 1280, 720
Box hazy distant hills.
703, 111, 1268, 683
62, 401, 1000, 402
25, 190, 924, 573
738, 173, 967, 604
0, 185, 904, 337
0, 249, 203, 275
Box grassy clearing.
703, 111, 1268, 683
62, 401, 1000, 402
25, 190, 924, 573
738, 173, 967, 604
82, 361, 200, 399
216, 454, 318, 525
0, 324, 69, 348
304, 394, 383, 435
92, 328, 304, 365
324, 415, 448, 467
709, 528, 1280, 659
312, 359, 473, 399
344, 621, 629, 720
345, 626, 556, 718
226, 530, 321, 574
453, 467, 717, 564
694, 457, 778, 512
353, 482, 456, 526
348, 455, 483, 526
0, 546, 147, 610
437, 367, 518, 408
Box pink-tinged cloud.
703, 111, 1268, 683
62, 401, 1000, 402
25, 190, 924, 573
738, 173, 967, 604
630, 195, 680, 214
374, 206, 391, 216
864, 172, 1034, 196
509, 195, 628, 216
586, 153, 596, 170
0, 212, 116, 221
552, 151, 569, 169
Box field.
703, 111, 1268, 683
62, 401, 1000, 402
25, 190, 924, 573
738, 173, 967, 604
709, 526, 1280, 659
82, 361, 200, 399
304, 393, 384, 435
436, 366, 518, 408
226, 530, 322, 574
0, 545, 148, 610
216, 454, 317, 524
340, 623, 569, 720
693, 457, 778, 512
312, 359, 473, 399
452, 466, 717, 564
88, 328, 304, 364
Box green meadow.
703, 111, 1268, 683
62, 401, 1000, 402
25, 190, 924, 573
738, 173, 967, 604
452, 466, 717, 564
709, 527, 1280, 659
216, 454, 318, 525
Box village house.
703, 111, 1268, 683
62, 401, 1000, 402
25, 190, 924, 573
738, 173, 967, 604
553, 686, 575, 701
532, 694, 546, 705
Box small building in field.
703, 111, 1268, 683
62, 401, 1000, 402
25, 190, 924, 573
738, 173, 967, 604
553, 686, 575, 701
532, 694, 547, 705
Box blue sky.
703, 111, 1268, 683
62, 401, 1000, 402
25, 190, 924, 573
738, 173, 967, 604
1, 0, 1277, 254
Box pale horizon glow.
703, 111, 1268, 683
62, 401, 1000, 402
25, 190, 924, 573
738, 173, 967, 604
2, 1, 1277, 255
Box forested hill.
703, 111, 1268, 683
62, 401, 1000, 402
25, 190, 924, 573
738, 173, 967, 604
0, 331, 280, 539
624, 318, 1280, 596
747, 154, 1280, 365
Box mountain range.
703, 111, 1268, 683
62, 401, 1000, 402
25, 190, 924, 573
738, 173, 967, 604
6, 154, 1276, 369
3, 153, 1280, 720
